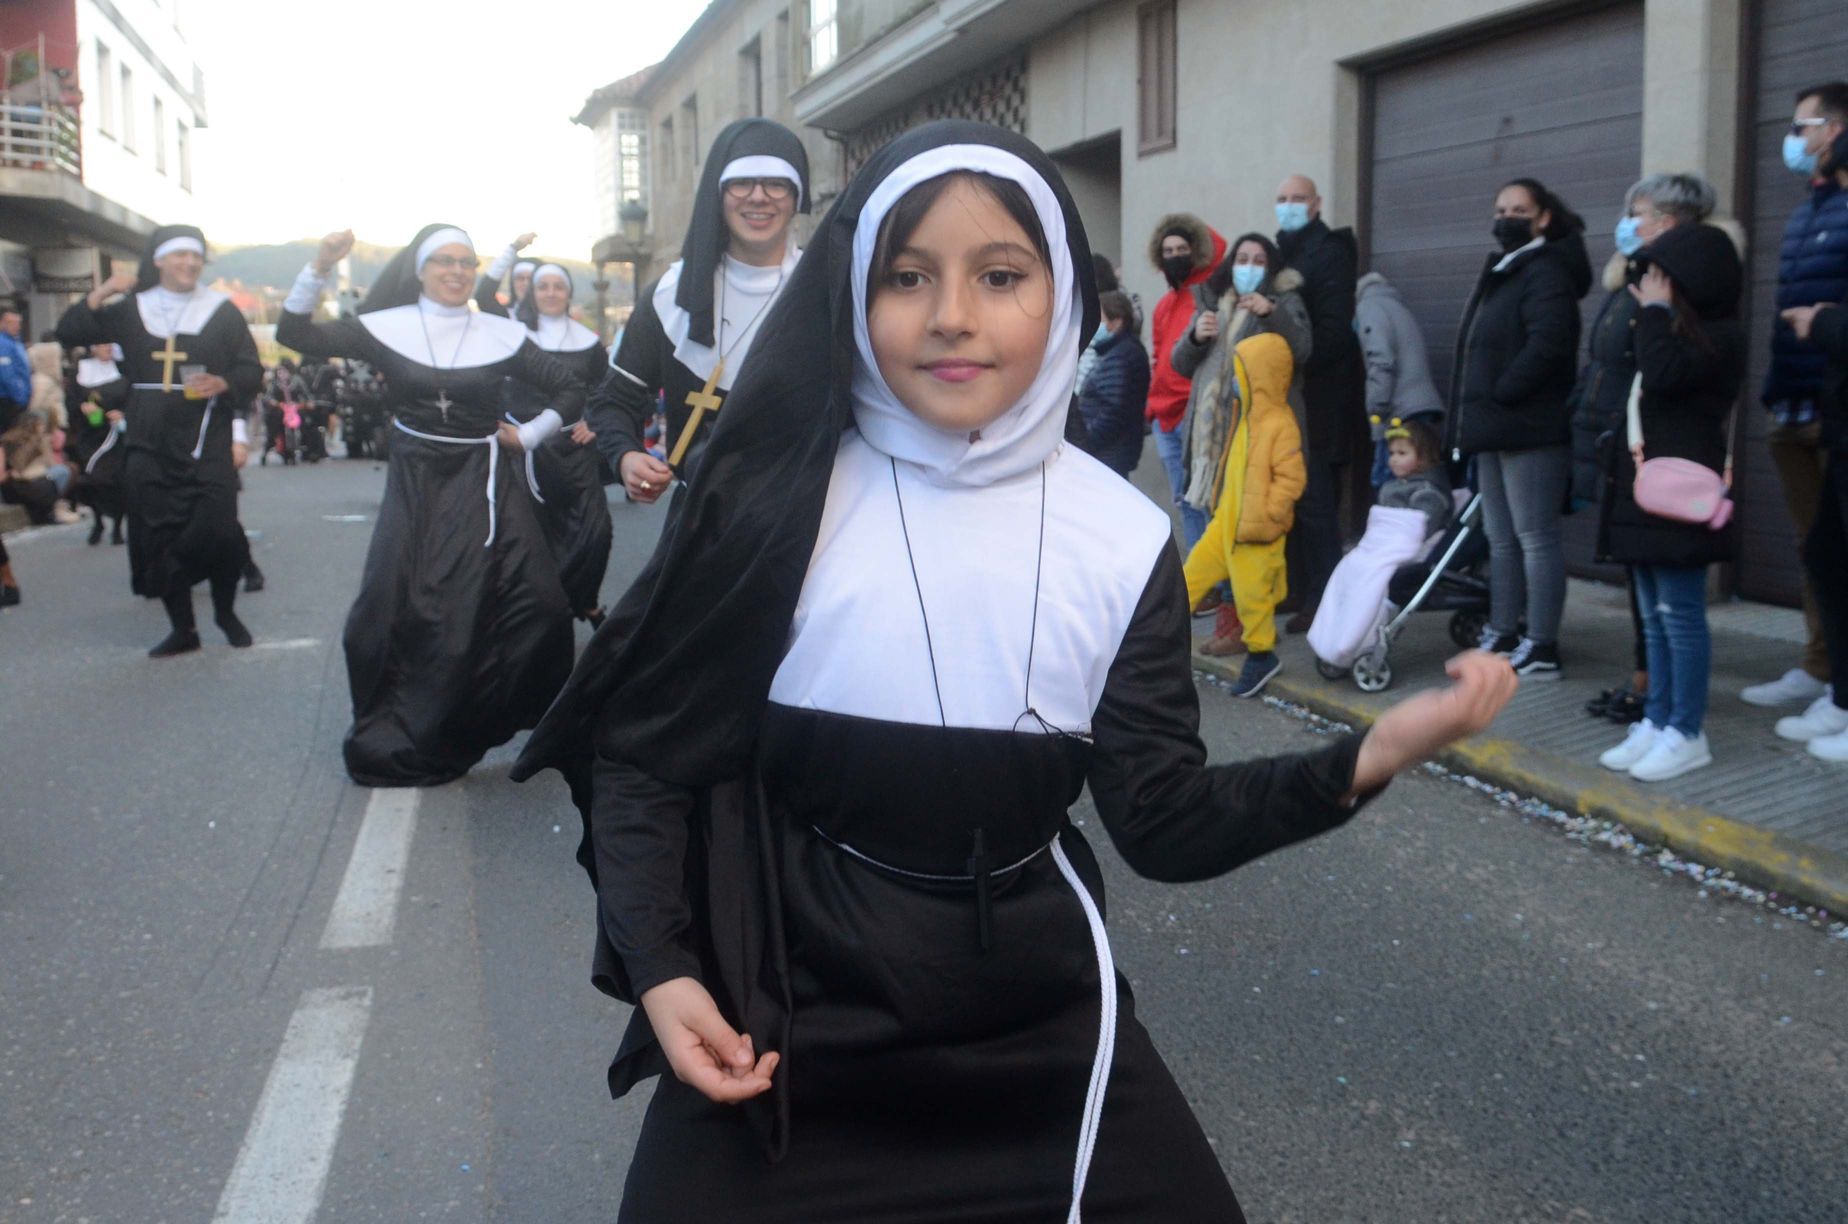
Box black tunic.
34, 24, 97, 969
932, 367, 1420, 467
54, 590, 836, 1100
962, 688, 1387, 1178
275, 305, 587, 787
504, 334, 614, 614
55, 292, 262, 596
586, 284, 714, 481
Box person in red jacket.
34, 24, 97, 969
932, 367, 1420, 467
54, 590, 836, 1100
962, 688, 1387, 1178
1146, 212, 1226, 608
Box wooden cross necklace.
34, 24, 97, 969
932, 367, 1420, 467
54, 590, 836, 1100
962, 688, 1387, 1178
667, 258, 785, 467
417, 301, 473, 425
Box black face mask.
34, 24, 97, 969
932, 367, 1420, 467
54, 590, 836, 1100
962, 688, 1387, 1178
1161, 254, 1194, 287
1493, 216, 1534, 252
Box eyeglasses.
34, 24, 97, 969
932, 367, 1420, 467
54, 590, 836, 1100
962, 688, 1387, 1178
1791, 117, 1828, 136
424, 254, 481, 272
722, 177, 795, 201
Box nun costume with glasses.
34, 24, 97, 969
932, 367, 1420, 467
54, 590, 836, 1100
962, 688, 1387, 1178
515, 122, 1379, 1221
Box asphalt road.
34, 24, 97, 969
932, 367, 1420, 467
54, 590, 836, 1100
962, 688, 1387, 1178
0, 453, 1840, 1223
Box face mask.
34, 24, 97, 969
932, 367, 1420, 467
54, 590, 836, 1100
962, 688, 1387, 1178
1614, 215, 1644, 257
1232, 264, 1265, 296
1161, 254, 1194, 287
1275, 202, 1310, 233
1093, 323, 1111, 346
1493, 216, 1534, 252
1784, 132, 1819, 176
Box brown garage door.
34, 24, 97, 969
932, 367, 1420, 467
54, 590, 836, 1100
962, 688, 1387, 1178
1736, 0, 1848, 606
1364, 3, 1644, 576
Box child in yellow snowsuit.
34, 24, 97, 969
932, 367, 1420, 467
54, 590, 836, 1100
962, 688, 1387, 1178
1182, 331, 1306, 697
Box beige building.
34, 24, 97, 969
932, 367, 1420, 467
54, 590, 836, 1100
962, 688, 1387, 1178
586, 0, 1842, 604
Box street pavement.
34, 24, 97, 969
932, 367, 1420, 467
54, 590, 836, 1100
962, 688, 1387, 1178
1, 454, 1841, 1223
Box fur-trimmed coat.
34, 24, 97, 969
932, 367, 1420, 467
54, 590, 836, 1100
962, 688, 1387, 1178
1145, 212, 1226, 432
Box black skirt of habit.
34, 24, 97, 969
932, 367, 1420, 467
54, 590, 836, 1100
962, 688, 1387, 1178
529, 433, 612, 612
342, 430, 574, 786
614, 705, 1248, 1223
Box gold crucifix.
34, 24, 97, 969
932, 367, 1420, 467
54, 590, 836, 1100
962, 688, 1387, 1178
153, 333, 189, 392
668, 359, 725, 468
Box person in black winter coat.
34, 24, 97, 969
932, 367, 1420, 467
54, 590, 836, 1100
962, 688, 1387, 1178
1571, 173, 1721, 724
1273, 175, 1364, 628
1078, 290, 1149, 477
1447, 177, 1593, 679
1592, 223, 1743, 783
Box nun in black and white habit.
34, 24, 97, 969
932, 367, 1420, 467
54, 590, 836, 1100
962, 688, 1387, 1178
508, 262, 613, 622
514, 122, 1394, 1220
586, 118, 809, 498
277, 225, 587, 787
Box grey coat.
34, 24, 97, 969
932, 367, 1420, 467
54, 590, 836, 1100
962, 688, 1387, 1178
1355, 272, 1443, 431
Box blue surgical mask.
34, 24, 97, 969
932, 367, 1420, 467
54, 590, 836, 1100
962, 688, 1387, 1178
1614, 215, 1644, 257
1275, 202, 1310, 233
1092, 323, 1110, 347
1784, 132, 1819, 176
1232, 264, 1265, 295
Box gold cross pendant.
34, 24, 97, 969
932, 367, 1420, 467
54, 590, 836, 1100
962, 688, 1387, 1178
153, 333, 189, 393
668, 359, 725, 468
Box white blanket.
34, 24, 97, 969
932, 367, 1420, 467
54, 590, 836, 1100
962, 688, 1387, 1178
1308, 505, 1430, 668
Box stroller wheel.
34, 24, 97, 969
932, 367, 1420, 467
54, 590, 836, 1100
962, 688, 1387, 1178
1353, 653, 1393, 693
1315, 658, 1350, 681
1449, 610, 1487, 650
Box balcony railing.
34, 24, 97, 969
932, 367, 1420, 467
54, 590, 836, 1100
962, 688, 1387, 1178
0, 100, 81, 177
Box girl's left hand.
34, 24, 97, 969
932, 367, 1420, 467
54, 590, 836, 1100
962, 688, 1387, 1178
497, 421, 525, 453
1629, 265, 1673, 309
1237, 293, 1273, 317
1347, 651, 1518, 797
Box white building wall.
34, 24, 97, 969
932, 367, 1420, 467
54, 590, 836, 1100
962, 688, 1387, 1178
75, 0, 205, 227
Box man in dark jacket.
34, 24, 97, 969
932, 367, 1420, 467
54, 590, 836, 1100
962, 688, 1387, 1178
1745, 80, 1848, 711
1078, 290, 1149, 478
1274, 174, 1364, 629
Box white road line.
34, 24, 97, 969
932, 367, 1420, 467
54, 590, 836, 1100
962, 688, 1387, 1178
247, 638, 322, 652
320, 789, 419, 950
212, 986, 372, 1224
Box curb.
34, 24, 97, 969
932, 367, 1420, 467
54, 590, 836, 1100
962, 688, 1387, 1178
1196, 653, 1848, 916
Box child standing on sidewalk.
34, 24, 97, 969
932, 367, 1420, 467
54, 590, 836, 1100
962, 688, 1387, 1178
1183, 331, 1305, 696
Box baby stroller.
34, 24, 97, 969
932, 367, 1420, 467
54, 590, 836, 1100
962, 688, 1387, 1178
1312, 491, 1493, 692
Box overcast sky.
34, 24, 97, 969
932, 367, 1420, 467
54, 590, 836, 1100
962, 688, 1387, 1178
184, 0, 710, 256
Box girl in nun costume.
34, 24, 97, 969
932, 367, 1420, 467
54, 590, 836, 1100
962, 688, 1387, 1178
510, 262, 614, 624
277, 225, 587, 788
513, 122, 1515, 1220
56, 224, 264, 656
585, 117, 808, 504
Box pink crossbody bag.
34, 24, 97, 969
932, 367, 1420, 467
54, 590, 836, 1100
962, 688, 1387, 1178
1624, 374, 1733, 530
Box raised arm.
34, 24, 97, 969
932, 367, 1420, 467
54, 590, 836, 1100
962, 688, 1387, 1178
473, 233, 534, 317
55, 269, 140, 349
275, 231, 374, 361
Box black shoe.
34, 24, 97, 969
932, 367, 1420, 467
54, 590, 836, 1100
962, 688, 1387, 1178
88, 518, 103, 546
112, 521, 125, 545
1605, 689, 1645, 724
1507, 638, 1561, 680
1285, 610, 1314, 635
584, 607, 607, 630
1585, 687, 1616, 717
1476, 627, 1520, 655
243, 563, 265, 594
1230, 651, 1282, 698
149, 628, 201, 658
216, 613, 253, 648
0, 584, 19, 608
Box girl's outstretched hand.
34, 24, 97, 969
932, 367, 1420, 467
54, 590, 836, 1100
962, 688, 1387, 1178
640, 977, 779, 1105
1348, 650, 1517, 798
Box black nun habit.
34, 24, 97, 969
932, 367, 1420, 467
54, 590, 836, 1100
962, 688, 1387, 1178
275, 223, 588, 786
515, 121, 1377, 1221
582, 117, 810, 485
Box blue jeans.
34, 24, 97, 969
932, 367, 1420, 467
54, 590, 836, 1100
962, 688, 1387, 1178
1153, 422, 1205, 557
1633, 564, 1711, 737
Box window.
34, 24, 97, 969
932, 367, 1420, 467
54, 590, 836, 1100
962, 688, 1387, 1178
152, 96, 167, 173
739, 38, 763, 119
774, 11, 791, 104
1136, 1, 1176, 154
119, 64, 136, 152
683, 94, 699, 167
660, 115, 675, 181
619, 130, 645, 202
96, 43, 115, 137
177, 121, 191, 191
808, 0, 838, 76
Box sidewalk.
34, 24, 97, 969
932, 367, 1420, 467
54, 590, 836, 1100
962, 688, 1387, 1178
1196, 578, 1848, 915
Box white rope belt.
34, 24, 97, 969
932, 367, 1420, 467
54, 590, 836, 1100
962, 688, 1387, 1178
393, 419, 501, 546
84, 425, 121, 474
505, 413, 545, 504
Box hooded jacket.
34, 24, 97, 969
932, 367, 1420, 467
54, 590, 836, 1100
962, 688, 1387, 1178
1276, 217, 1364, 457
1355, 272, 1442, 425
1203, 332, 1306, 547
1568, 252, 1642, 506
1078, 325, 1151, 475
1145, 212, 1225, 432
1447, 228, 1594, 456
1596, 222, 1744, 568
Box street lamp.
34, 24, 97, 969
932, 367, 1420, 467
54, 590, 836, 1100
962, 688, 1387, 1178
595, 199, 651, 346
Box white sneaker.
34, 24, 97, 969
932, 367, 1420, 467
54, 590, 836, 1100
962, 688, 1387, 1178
1741, 669, 1828, 708
1629, 728, 1712, 782
1808, 729, 1848, 763
1774, 695, 1848, 742
1599, 720, 1658, 771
